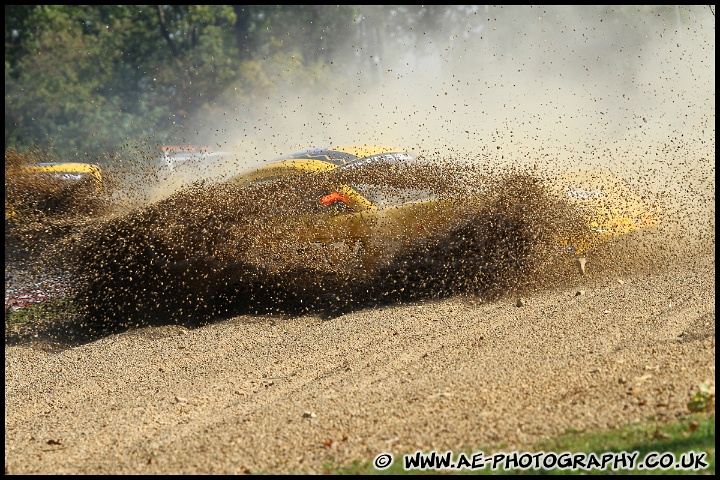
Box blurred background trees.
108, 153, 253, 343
5, 5, 399, 159
5, 5, 687, 161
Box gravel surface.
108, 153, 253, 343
5, 6, 714, 475
4, 249, 714, 474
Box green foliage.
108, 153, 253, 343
4, 5, 696, 160
5, 6, 240, 158
5, 295, 78, 328
322, 414, 714, 475
5, 5, 353, 159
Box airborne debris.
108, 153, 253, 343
5, 147, 673, 342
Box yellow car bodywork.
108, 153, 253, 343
227, 146, 660, 273
230, 145, 411, 184
226, 146, 411, 269
551, 170, 661, 255
5, 161, 104, 222
9, 162, 103, 190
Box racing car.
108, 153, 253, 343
65, 144, 662, 322
5, 158, 105, 222
218, 145, 661, 276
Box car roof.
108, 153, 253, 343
6, 162, 103, 191
230, 145, 411, 184
11, 162, 101, 173
273, 145, 408, 166
158, 145, 213, 153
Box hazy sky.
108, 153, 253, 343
178, 5, 713, 207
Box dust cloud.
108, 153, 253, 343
8, 156, 662, 345
189, 8, 712, 168
6, 6, 714, 345
169, 6, 713, 236
169, 5, 713, 255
